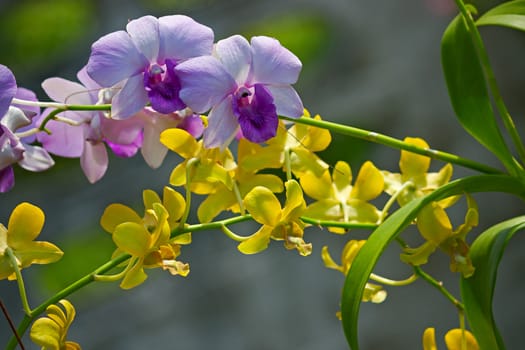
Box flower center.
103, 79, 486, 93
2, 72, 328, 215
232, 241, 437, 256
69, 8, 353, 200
232, 84, 278, 144
143, 59, 185, 114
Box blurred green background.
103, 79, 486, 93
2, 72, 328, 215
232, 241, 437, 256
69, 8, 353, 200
1, 0, 524, 349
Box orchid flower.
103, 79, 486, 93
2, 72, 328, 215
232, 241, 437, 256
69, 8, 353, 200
86, 15, 214, 119
175, 35, 303, 148
0, 65, 54, 192
39, 67, 144, 183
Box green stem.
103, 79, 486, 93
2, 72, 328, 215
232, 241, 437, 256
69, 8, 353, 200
5, 253, 130, 350
38, 104, 112, 132
171, 214, 254, 237
379, 181, 414, 222
455, 0, 525, 165
299, 216, 377, 230
280, 116, 502, 174
413, 265, 464, 311
231, 180, 245, 215
220, 224, 253, 242
5, 248, 31, 316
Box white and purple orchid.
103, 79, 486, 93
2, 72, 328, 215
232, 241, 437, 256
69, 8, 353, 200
175, 35, 304, 148
0, 65, 54, 192
86, 15, 214, 119
39, 67, 144, 183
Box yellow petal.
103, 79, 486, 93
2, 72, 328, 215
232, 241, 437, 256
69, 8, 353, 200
100, 204, 141, 234
163, 186, 186, 224
7, 202, 45, 248
400, 137, 431, 177
244, 187, 281, 226
351, 161, 384, 201
197, 189, 236, 223
332, 161, 352, 194
120, 260, 148, 289
282, 180, 306, 220
237, 226, 272, 254
301, 114, 332, 152
423, 327, 438, 350
321, 246, 343, 272
15, 241, 64, 269
143, 189, 161, 210
444, 329, 479, 350
169, 163, 187, 186
112, 222, 151, 257
160, 128, 198, 158
30, 317, 61, 350
417, 202, 452, 245
300, 169, 332, 201
290, 147, 329, 177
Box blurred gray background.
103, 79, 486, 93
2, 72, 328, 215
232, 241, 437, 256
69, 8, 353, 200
1, 0, 524, 349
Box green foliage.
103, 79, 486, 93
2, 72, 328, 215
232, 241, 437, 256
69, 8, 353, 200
461, 216, 525, 350
476, 0, 525, 31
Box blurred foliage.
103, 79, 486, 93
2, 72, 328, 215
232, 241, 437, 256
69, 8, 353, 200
36, 231, 115, 292
242, 14, 331, 66
140, 0, 215, 11
0, 0, 93, 75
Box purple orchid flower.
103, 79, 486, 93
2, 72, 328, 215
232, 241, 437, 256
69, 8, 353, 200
0, 65, 54, 192
39, 67, 144, 183
174, 35, 304, 148
86, 15, 214, 119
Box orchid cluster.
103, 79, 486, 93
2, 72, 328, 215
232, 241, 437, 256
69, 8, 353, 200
3, 1, 525, 349
0, 14, 302, 191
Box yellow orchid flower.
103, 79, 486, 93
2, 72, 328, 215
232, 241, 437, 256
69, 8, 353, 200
197, 138, 284, 223
160, 128, 236, 194
240, 110, 331, 178
0, 202, 63, 280
423, 327, 479, 350
301, 160, 384, 233
30, 299, 81, 350
238, 179, 311, 256
322, 240, 386, 304
401, 194, 478, 277
383, 137, 453, 206
100, 187, 190, 289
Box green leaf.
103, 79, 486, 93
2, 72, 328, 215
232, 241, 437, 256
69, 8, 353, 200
340, 175, 525, 350
441, 15, 513, 168
476, 0, 525, 31
460, 216, 525, 350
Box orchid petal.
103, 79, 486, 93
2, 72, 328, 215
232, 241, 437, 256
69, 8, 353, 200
113, 222, 151, 256
351, 161, 384, 202
111, 74, 149, 119
265, 85, 303, 118
237, 226, 272, 255
87, 30, 148, 87
18, 145, 54, 172
244, 186, 281, 226
176, 56, 236, 113
101, 114, 143, 144
2, 106, 30, 131
7, 202, 44, 245
141, 122, 169, 169
81, 141, 108, 183
36, 116, 84, 158
41, 78, 91, 105
0, 65, 16, 118
13, 87, 39, 124
215, 35, 252, 85
203, 96, 239, 149
0, 167, 14, 193
250, 36, 302, 85
158, 15, 214, 62
127, 15, 160, 62
100, 203, 142, 233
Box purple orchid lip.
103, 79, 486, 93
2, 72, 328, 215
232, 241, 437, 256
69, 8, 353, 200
0, 65, 17, 118
233, 84, 278, 144
144, 59, 185, 114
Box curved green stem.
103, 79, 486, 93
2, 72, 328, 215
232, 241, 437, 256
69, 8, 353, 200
38, 104, 111, 132
280, 116, 502, 174
6, 247, 31, 316
220, 224, 253, 242
6, 253, 130, 350
413, 265, 464, 311
299, 216, 377, 230
455, 0, 525, 166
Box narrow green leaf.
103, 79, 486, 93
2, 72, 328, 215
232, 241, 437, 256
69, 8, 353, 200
476, 0, 525, 31
441, 15, 513, 167
341, 175, 525, 350
460, 216, 525, 350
